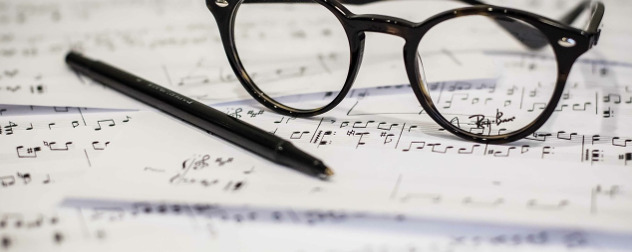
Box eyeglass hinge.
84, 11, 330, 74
590, 29, 601, 48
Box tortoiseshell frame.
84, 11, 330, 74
206, 0, 605, 144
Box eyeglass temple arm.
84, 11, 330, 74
561, 1, 604, 32
464, 0, 604, 33
561, 1, 604, 48
338, 0, 604, 48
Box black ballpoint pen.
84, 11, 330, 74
65, 52, 334, 178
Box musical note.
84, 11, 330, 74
91, 141, 110, 150
402, 141, 426, 152
94, 119, 115, 131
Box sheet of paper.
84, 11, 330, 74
4, 107, 629, 252
1, 0, 628, 108
6, 202, 632, 252
0, 0, 501, 110
2, 0, 627, 109
65, 3, 632, 229
69, 56, 632, 232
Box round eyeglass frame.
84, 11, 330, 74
206, 0, 603, 144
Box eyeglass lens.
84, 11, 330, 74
417, 15, 558, 136
234, 1, 351, 110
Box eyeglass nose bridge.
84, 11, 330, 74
347, 14, 417, 39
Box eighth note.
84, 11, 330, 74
94, 119, 115, 131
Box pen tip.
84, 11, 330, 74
324, 167, 334, 176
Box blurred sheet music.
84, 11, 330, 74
5, 202, 632, 251
0, 0, 494, 109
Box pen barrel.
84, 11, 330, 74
65, 52, 286, 162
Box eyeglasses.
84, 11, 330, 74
206, 0, 604, 143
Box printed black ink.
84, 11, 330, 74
470, 109, 516, 129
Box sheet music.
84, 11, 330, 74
68, 68, 632, 231
0, 105, 138, 212
3, 104, 628, 251
5, 203, 631, 252
65, 2, 632, 228
2, 0, 632, 251
4, 104, 630, 252
0, 0, 496, 110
